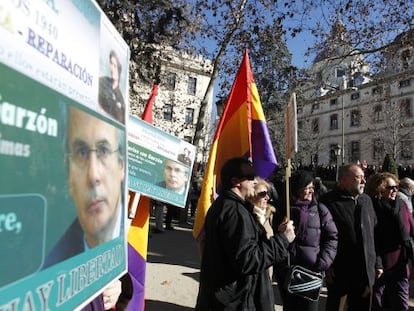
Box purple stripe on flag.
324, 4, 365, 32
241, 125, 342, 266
127, 243, 146, 311
252, 119, 277, 179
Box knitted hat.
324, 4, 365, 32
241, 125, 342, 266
290, 170, 314, 198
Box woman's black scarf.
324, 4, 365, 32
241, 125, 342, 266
377, 198, 410, 242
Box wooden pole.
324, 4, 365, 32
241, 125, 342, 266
285, 158, 291, 221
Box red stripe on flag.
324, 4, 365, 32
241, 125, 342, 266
126, 85, 158, 310
192, 50, 277, 241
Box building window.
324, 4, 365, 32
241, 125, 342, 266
399, 98, 412, 118
400, 79, 411, 88
372, 86, 383, 95
351, 92, 360, 100
401, 140, 413, 160
350, 141, 360, 163
163, 104, 173, 120
350, 109, 361, 127
165, 72, 176, 91
185, 108, 195, 123
312, 118, 319, 133
188, 77, 197, 95
330, 98, 338, 105
312, 153, 319, 165
373, 105, 383, 122
373, 139, 384, 161
336, 68, 345, 78
330, 114, 338, 130
329, 144, 338, 163
311, 103, 319, 112
401, 49, 411, 69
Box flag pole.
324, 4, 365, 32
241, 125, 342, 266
284, 92, 297, 222
285, 159, 291, 221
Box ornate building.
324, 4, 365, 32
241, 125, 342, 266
129, 46, 214, 168
296, 24, 414, 168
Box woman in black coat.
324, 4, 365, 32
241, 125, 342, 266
275, 170, 338, 311
366, 172, 414, 311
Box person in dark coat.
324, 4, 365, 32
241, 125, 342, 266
195, 157, 295, 311
313, 177, 328, 201
320, 164, 381, 311
365, 172, 414, 311
398, 177, 414, 215
274, 170, 338, 311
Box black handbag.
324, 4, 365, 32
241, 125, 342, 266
284, 265, 323, 301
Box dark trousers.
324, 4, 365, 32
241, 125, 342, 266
190, 199, 198, 217
373, 260, 409, 311
165, 204, 178, 228
325, 282, 372, 311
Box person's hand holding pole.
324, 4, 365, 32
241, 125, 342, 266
278, 218, 295, 243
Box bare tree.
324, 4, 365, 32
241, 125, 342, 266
366, 79, 413, 163
97, 0, 296, 157
96, 0, 413, 167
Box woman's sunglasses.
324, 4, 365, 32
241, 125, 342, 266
385, 185, 399, 191
256, 191, 268, 198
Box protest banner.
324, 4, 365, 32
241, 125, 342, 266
0, 1, 129, 309
128, 115, 196, 208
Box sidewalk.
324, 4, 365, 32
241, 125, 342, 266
144, 216, 414, 310
145, 220, 199, 310
144, 216, 287, 310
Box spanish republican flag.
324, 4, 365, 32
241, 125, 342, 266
192, 50, 277, 241
126, 85, 158, 310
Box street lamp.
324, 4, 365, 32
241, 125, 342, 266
323, 77, 358, 165
333, 144, 342, 181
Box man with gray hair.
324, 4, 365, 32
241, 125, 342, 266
398, 177, 414, 215
320, 164, 380, 311
43, 106, 126, 310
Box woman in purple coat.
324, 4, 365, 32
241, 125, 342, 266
274, 170, 338, 311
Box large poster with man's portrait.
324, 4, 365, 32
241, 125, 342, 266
128, 115, 196, 208
0, 1, 129, 310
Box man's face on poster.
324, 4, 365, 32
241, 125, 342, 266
163, 160, 188, 193
67, 107, 125, 247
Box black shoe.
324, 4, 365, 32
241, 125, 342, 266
165, 226, 175, 230
153, 228, 164, 234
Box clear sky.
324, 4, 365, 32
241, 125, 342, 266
201, 2, 327, 106
286, 27, 319, 69
283, 4, 326, 69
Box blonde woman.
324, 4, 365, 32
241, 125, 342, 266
248, 177, 276, 239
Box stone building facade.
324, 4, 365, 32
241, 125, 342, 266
129, 46, 214, 169
296, 26, 414, 169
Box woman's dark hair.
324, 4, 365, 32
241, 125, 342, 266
109, 50, 122, 75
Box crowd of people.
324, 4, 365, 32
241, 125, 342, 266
195, 157, 414, 311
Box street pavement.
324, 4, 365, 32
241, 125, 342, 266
144, 215, 414, 310
144, 216, 301, 310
